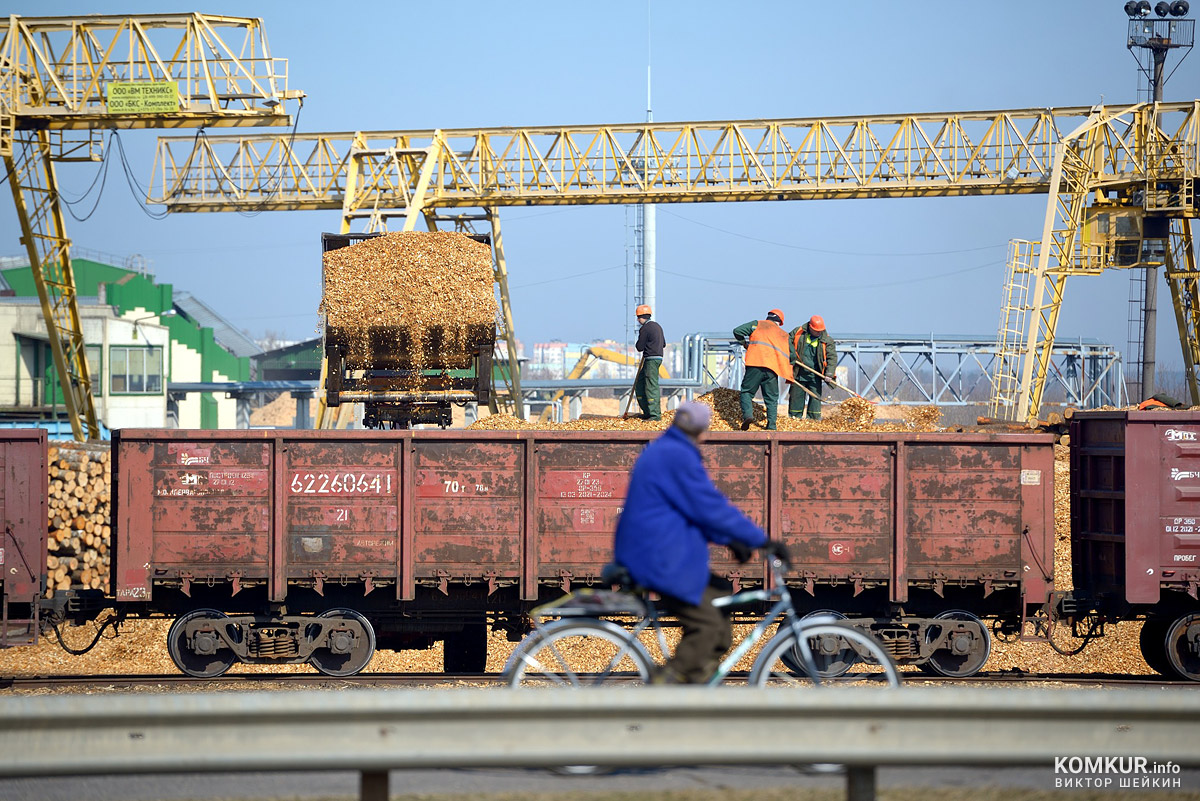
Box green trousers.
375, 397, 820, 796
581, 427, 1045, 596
739, 365, 779, 429
658, 583, 732, 684
635, 357, 662, 419
789, 367, 824, 420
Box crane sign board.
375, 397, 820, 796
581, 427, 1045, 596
106, 81, 179, 114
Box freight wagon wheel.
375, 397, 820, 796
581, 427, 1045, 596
1164, 614, 1200, 682
1138, 620, 1174, 676
167, 609, 238, 678
919, 610, 991, 678
780, 610, 856, 678
749, 624, 901, 687
505, 619, 653, 687
309, 609, 376, 677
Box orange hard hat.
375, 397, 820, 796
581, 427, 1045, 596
767, 309, 785, 325
635, 304, 652, 317
809, 315, 825, 332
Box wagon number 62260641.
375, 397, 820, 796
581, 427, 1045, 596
289, 472, 392, 495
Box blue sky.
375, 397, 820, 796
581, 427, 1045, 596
5, 1, 1199, 372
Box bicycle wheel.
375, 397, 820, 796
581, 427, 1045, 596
505, 618, 653, 687
748, 624, 901, 687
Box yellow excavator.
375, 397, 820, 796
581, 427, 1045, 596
537, 346, 670, 422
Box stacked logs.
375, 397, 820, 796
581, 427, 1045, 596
45, 441, 111, 596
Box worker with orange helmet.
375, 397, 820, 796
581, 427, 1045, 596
733, 309, 795, 430
632, 304, 665, 420
788, 315, 838, 420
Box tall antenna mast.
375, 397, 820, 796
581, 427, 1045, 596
639, 0, 656, 319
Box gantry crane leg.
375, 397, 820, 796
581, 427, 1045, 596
4, 131, 99, 439
1011, 112, 1113, 422
486, 208, 523, 418
1018, 272, 1070, 421
1166, 218, 1200, 405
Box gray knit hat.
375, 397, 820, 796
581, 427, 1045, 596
673, 401, 712, 434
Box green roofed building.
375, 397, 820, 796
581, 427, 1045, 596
0, 250, 258, 429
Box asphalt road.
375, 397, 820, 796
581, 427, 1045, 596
2, 765, 1198, 801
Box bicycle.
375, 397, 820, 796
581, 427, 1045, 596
504, 550, 901, 688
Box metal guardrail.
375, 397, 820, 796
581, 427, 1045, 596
1, 687, 1197, 801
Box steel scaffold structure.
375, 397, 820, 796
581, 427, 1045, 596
0, 13, 301, 439
149, 102, 1200, 421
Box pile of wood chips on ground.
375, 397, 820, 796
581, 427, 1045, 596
45, 441, 111, 596
320, 232, 497, 377
249, 392, 317, 428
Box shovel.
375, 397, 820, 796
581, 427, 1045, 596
794, 361, 875, 404
621, 356, 646, 419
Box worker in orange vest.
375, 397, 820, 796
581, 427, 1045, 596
1137, 394, 1185, 410
733, 310, 795, 430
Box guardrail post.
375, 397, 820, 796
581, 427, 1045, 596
360, 770, 388, 801
846, 765, 876, 801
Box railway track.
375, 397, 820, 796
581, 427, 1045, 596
0, 672, 507, 691
0, 670, 1190, 692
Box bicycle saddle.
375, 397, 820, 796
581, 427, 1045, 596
601, 562, 634, 589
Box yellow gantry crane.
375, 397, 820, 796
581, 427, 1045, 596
150, 102, 1200, 422
0, 13, 301, 440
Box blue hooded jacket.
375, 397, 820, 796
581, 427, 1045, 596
614, 426, 768, 605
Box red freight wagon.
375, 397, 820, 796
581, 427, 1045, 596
1068, 409, 1200, 680
0, 429, 47, 647
113, 427, 1054, 678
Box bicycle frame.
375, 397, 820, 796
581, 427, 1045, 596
706, 556, 827, 686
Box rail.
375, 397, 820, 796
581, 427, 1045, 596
1, 687, 1197, 801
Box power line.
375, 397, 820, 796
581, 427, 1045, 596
658, 258, 1001, 292
660, 207, 1006, 257
508, 263, 624, 288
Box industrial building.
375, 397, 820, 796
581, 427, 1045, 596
0, 252, 256, 430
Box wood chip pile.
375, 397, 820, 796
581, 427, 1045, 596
469, 389, 944, 433
249, 392, 316, 428
45, 441, 111, 596
320, 232, 497, 374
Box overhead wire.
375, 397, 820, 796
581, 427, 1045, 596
58, 133, 114, 223
510, 263, 624, 290
657, 258, 1002, 293
660, 207, 1006, 257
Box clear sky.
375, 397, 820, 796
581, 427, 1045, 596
5, 1, 1199, 373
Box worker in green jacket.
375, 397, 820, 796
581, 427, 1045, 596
788, 315, 838, 420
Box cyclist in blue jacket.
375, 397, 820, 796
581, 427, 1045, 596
614, 400, 769, 683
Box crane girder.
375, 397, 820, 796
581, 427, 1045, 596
147, 105, 1200, 211
0, 12, 301, 440
150, 102, 1200, 424
0, 12, 299, 154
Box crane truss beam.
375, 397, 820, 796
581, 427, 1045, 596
0, 12, 299, 156
147, 105, 1199, 212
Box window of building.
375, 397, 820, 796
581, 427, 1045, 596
111, 346, 163, 394
85, 345, 102, 396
